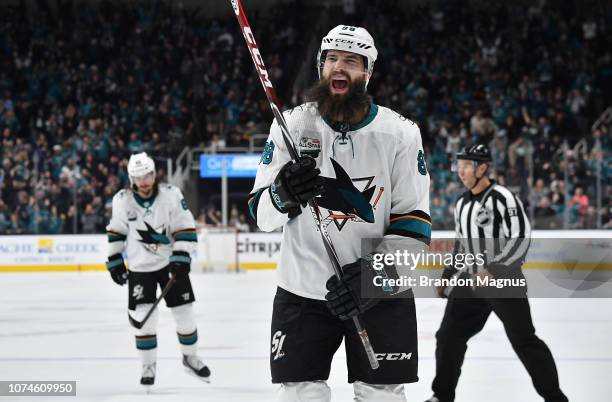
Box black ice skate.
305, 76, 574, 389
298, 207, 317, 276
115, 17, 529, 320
182, 354, 211, 382
140, 362, 156, 390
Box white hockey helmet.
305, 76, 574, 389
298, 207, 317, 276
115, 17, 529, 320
127, 152, 156, 185
317, 25, 378, 87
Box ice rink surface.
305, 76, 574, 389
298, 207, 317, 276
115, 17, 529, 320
0, 271, 610, 402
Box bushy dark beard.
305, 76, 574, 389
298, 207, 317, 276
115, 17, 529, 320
305, 74, 371, 123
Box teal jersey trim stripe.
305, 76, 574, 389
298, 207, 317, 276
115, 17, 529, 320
387, 217, 432, 239
322, 103, 379, 132
107, 234, 126, 242
133, 191, 157, 208
136, 338, 157, 350
174, 233, 197, 242
106, 259, 124, 269
170, 255, 191, 264
178, 333, 198, 345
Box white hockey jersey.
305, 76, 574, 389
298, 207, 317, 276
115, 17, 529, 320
248, 102, 431, 300
106, 184, 197, 272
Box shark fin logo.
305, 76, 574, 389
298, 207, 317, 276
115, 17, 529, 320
137, 222, 170, 253
316, 158, 384, 231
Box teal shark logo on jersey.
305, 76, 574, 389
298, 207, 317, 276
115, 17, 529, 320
137, 222, 170, 245
316, 158, 383, 231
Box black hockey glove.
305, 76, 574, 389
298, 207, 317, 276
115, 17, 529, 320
269, 156, 324, 217
325, 254, 400, 321
168, 251, 191, 278
106, 254, 128, 286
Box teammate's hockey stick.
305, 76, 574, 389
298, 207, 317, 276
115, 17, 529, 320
229, 0, 379, 370
128, 274, 177, 329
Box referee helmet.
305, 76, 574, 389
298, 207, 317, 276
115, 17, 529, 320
456, 144, 492, 163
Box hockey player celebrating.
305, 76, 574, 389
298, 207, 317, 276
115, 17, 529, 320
248, 26, 430, 401
105, 152, 210, 388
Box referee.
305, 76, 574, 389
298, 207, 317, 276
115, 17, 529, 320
425, 145, 568, 402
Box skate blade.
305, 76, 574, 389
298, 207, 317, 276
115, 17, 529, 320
183, 366, 211, 383
142, 384, 154, 394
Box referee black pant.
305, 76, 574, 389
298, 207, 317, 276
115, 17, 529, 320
431, 292, 568, 402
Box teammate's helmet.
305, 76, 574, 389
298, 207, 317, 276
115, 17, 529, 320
456, 144, 492, 163
127, 152, 156, 185
317, 25, 378, 87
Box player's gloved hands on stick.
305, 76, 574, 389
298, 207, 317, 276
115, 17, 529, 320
106, 254, 128, 286
270, 156, 324, 216
168, 251, 191, 278
325, 254, 400, 320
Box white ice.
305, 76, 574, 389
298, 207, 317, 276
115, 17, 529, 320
0, 271, 609, 401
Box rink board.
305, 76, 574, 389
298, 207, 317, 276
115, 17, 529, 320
0, 231, 610, 272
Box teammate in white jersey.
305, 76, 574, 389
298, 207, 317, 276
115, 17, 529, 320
105, 152, 210, 388
248, 26, 431, 402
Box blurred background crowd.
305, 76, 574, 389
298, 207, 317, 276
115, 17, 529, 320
0, 0, 609, 234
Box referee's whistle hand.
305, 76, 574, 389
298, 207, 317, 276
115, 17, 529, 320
472, 271, 495, 289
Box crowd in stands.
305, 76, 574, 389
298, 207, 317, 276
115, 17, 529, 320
318, 0, 611, 230
0, 0, 297, 234
0, 0, 609, 234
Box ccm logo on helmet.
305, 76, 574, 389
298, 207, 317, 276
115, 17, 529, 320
242, 27, 273, 88
328, 38, 373, 49
375, 353, 413, 361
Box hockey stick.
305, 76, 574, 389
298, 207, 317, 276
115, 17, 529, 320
128, 274, 177, 330
229, 0, 379, 370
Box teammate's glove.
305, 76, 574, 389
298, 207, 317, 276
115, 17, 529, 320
106, 254, 128, 286
269, 156, 324, 216
325, 254, 400, 320
168, 251, 191, 278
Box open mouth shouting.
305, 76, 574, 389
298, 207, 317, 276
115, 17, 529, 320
330, 74, 350, 95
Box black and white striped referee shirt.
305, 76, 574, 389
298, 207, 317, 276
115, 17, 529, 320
454, 181, 531, 274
